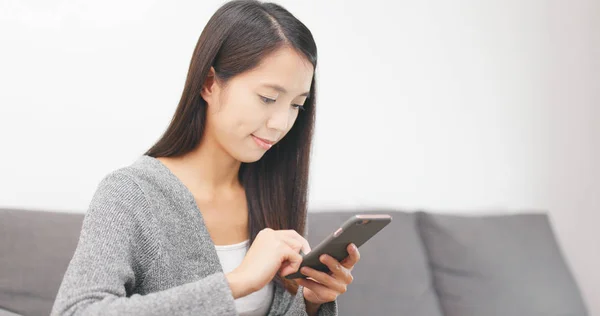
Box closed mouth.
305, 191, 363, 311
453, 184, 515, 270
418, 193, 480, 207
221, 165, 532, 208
252, 135, 276, 145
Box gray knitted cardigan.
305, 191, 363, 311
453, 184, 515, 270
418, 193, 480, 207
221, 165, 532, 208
50, 155, 338, 316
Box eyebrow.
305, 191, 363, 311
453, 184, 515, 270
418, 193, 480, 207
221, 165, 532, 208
261, 84, 310, 97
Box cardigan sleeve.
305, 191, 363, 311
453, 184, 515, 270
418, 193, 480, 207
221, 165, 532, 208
50, 172, 238, 316
286, 286, 338, 315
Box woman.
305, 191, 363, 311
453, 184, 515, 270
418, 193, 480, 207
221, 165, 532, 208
51, 1, 359, 315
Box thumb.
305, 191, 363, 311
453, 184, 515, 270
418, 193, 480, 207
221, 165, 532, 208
279, 263, 297, 277
279, 252, 303, 277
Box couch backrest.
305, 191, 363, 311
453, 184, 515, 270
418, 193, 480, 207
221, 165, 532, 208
416, 211, 588, 316
0, 208, 588, 316
0, 209, 84, 316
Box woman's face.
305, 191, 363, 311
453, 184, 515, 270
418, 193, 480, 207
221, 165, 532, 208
201, 46, 314, 163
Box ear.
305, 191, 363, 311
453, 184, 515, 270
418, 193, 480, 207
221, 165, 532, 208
200, 66, 218, 105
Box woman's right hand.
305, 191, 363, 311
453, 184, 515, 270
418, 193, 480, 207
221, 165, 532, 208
225, 228, 311, 298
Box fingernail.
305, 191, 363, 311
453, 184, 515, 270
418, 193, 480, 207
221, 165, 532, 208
352, 244, 358, 251
320, 254, 327, 261
301, 267, 309, 274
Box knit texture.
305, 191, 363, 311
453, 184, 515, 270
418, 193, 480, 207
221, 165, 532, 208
51, 155, 338, 316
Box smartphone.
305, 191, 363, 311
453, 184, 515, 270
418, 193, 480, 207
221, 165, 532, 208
285, 214, 392, 279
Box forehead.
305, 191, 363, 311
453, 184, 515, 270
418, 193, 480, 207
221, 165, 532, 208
240, 47, 314, 95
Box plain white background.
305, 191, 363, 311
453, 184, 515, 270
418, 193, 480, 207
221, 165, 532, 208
1, 0, 598, 313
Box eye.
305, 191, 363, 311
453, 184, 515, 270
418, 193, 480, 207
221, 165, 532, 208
259, 95, 276, 104
260, 95, 305, 111
292, 104, 306, 111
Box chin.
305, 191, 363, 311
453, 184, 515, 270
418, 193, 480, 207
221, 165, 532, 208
228, 137, 272, 163
233, 150, 267, 163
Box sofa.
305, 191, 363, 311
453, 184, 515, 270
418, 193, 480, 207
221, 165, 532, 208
0, 208, 589, 316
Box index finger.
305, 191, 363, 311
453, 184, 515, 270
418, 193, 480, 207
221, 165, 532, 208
341, 243, 360, 269
282, 229, 311, 254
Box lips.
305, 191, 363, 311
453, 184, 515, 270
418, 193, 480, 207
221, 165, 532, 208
252, 135, 275, 145
252, 134, 276, 150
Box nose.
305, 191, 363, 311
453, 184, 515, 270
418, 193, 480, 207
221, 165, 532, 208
266, 104, 291, 132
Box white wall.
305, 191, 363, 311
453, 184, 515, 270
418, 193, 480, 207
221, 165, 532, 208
1, 0, 598, 312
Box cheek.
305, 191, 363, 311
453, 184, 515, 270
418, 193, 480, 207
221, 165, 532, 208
223, 102, 265, 135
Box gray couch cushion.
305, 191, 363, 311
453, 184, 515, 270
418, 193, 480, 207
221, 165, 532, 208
307, 210, 443, 316
0, 308, 22, 316
0, 209, 84, 316
417, 211, 588, 316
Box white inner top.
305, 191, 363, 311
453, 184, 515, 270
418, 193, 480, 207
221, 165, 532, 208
214, 239, 274, 316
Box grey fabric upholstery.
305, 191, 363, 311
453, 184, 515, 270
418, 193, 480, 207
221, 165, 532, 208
0, 209, 84, 316
307, 211, 443, 316
417, 211, 588, 316
0, 208, 588, 316
0, 308, 22, 316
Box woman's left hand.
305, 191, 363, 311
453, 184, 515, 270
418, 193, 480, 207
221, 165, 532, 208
295, 243, 360, 305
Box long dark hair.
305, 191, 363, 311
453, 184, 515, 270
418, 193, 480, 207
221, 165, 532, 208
144, 0, 317, 294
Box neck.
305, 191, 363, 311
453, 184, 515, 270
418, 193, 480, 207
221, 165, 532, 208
176, 135, 242, 201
